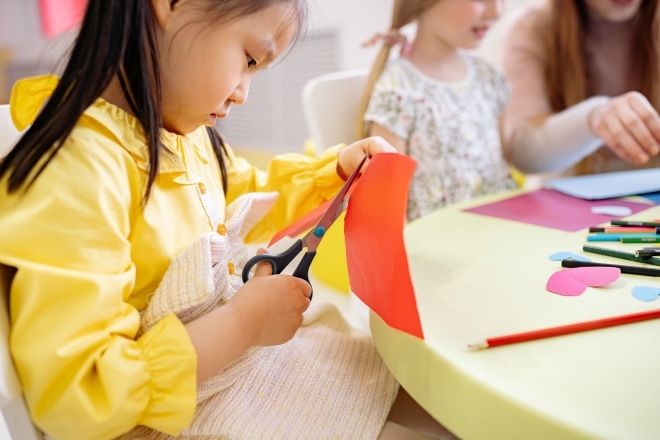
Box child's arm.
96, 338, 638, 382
0, 144, 198, 439
367, 122, 408, 155
225, 138, 395, 243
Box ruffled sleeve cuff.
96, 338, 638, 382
136, 313, 197, 435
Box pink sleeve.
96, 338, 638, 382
501, 7, 552, 147
500, 6, 607, 174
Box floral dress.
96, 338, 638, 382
365, 52, 517, 221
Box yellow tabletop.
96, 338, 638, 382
370, 189, 660, 440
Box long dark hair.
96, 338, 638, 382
0, 0, 308, 200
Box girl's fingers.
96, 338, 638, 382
339, 136, 397, 178
251, 248, 274, 277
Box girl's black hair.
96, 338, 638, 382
0, 0, 308, 200
0, 0, 230, 200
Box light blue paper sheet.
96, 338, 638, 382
547, 168, 660, 200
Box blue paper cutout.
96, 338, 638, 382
639, 191, 660, 204
549, 251, 591, 262
632, 286, 660, 302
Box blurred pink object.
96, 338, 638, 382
39, 0, 87, 38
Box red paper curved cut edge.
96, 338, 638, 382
344, 154, 423, 339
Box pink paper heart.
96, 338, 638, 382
547, 271, 588, 296
566, 266, 620, 287
546, 267, 621, 296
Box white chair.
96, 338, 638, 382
1, 267, 42, 440
300, 70, 373, 333
0, 105, 22, 159
0, 105, 41, 439
301, 68, 368, 152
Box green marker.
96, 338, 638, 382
611, 220, 660, 228
621, 236, 660, 243
582, 245, 660, 266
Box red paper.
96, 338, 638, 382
344, 154, 423, 339
267, 153, 422, 339
268, 199, 330, 246
39, 0, 87, 38
465, 188, 652, 232
268, 174, 362, 246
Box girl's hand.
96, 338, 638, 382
588, 91, 660, 165
337, 136, 397, 180
227, 248, 311, 347
186, 248, 310, 383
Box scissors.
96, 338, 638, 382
241, 154, 368, 299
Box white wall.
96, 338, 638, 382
0, 0, 76, 102
0, 0, 75, 64
308, 0, 395, 70
0, 0, 541, 149
309, 0, 540, 71
0, 0, 540, 89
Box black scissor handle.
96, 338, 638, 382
290, 251, 316, 301
241, 239, 315, 300
242, 239, 302, 282
291, 251, 316, 292
241, 254, 279, 281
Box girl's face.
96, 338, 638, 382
582, 0, 643, 22
418, 0, 504, 50
154, 0, 297, 135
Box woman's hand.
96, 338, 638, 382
588, 91, 660, 164
337, 136, 397, 180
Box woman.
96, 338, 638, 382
501, 0, 660, 177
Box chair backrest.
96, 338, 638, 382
0, 104, 23, 159
301, 69, 368, 152
0, 105, 41, 439
0, 267, 41, 440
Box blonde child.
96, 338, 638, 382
358, 0, 517, 222
501, 0, 660, 176
0, 0, 455, 438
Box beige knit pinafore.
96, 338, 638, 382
119, 192, 399, 440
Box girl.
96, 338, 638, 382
357, 0, 517, 222
0, 1, 453, 439
501, 0, 660, 177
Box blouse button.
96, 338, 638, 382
217, 224, 227, 235
197, 182, 206, 194
228, 262, 235, 275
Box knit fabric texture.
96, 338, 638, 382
119, 192, 399, 439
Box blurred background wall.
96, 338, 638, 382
0, 0, 539, 156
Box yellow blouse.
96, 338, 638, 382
0, 75, 344, 440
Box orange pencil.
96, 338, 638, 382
469, 309, 660, 349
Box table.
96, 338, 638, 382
370, 189, 660, 440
